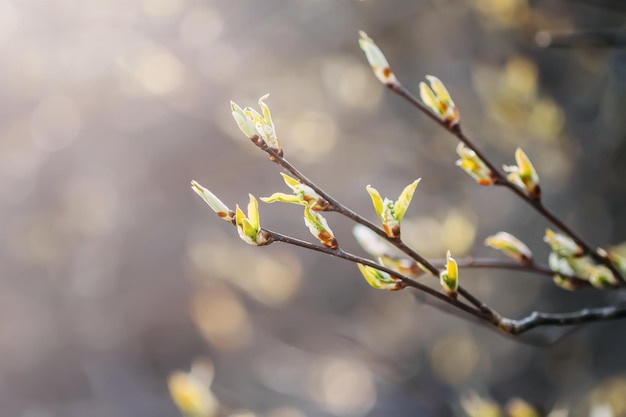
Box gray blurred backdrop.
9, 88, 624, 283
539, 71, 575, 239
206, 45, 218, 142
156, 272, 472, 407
1, 0, 625, 416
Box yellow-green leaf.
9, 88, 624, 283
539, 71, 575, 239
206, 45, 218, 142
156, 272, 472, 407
366, 185, 384, 218
394, 178, 421, 221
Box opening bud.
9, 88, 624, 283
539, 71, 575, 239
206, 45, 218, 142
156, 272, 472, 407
544, 229, 582, 257
419, 75, 460, 127
235, 194, 271, 246
191, 180, 235, 223
357, 262, 404, 291
455, 143, 494, 185
303, 204, 338, 248
231, 95, 282, 156
366, 179, 420, 238
484, 231, 532, 264
439, 250, 459, 298
358, 31, 398, 86
503, 148, 541, 200
261, 173, 330, 210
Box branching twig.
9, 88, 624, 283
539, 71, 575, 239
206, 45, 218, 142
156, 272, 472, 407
262, 145, 502, 320
265, 230, 493, 323
387, 83, 625, 284
194, 33, 626, 339
430, 257, 592, 288
503, 304, 626, 335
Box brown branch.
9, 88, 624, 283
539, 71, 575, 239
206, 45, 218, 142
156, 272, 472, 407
430, 257, 592, 288
264, 230, 492, 323
501, 181, 625, 284
261, 145, 501, 320
503, 304, 626, 335
198, 147, 626, 335
267, 229, 626, 336
265, 230, 626, 336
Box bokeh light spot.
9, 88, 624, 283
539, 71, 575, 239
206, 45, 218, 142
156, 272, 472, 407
308, 357, 376, 416
130, 47, 185, 95
188, 242, 302, 307
501, 57, 538, 104
431, 334, 480, 384
280, 111, 337, 163
441, 210, 477, 255
528, 97, 565, 141
322, 57, 383, 109
403, 216, 444, 258
191, 288, 253, 351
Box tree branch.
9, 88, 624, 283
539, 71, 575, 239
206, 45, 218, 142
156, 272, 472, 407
261, 145, 502, 320
387, 82, 624, 284
430, 257, 592, 288
264, 230, 493, 323
504, 304, 626, 335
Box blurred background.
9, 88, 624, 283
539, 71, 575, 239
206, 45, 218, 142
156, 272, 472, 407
1, 0, 626, 416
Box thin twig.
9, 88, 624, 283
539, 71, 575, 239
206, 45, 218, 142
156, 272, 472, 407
430, 257, 592, 288
270, 229, 626, 336
504, 304, 626, 335
501, 181, 625, 284
262, 145, 502, 320
388, 83, 624, 284
264, 230, 493, 323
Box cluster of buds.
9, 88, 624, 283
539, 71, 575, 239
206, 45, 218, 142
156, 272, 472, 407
456, 143, 494, 186
195, 94, 340, 251
545, 229, 584, 289
236, 195, 271, 246
262, 173, 337, 246
544, 229, 582, 257
548, 252, 579, 290
366, 179, 420, 239
550, 252, 618, 289
261, 172, 330, 211
484, 231, 533, 264
419, 75, 460, 127
231, 94, 282, 157
191, 181, 271, 246
358, 32, 460, 127
545, 229, 619, 289
503, 148, 541, 200
439, 250, 459, 298
356, 262, 405, 290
